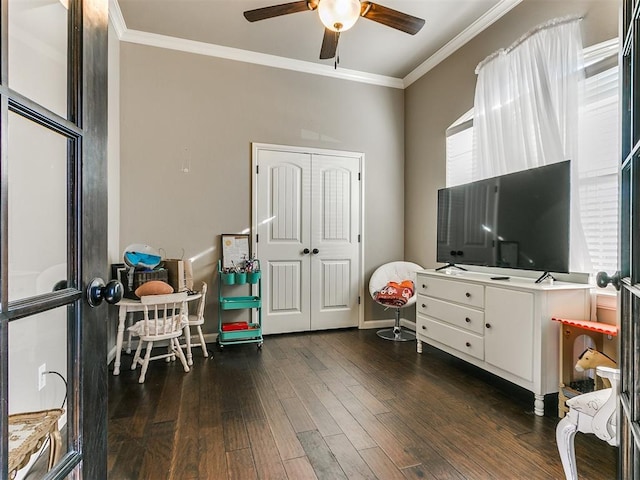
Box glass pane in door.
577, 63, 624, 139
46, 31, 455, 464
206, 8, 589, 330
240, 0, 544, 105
8, 306, 69, 479
8, 0, 68, 118
8, 112, 68, 302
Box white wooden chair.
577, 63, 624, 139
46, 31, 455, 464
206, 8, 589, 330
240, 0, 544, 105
369, 261, 422, 341
180, 282, 209, 365
556, 366, 619, 480
128, 292, 190, 383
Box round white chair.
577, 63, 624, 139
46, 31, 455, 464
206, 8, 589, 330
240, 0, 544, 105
369, 261, 423, 342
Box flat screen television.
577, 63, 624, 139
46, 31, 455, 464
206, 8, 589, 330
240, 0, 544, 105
436, 160, 570, 279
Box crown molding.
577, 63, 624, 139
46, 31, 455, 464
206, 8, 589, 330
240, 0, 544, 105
120, 29, 404, 89
403, 0, 522, 88
108, 0, 127, 38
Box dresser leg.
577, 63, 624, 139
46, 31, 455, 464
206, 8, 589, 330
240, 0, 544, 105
417, 339, 422, 354
534, 394, 545, 416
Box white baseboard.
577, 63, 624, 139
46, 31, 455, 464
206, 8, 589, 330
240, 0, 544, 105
360, 319, 416, 330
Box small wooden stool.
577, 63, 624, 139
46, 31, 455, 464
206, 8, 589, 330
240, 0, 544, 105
8, 409, 63, 479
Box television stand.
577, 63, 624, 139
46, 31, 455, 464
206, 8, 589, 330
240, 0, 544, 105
435, 263, 468, 272
535, 271, 556, 284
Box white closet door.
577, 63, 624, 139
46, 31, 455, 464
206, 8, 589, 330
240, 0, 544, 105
310, 154, 360, 330
255, 146, 361, 334
256, 149, 311, 334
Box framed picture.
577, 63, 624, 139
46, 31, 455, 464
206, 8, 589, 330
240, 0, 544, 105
221, 234, 250, 269
111, 263, 126, 281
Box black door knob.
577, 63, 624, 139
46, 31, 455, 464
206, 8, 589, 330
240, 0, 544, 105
87, 278, 123, 307
303, 248, 310, 254
596, 271, 621, 291
312, 248, 319, 254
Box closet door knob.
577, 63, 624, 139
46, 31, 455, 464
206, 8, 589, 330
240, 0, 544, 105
485, 323, 492, 329
465, 342, 471, 347
465, 292, 471, 298
465, 317, 471, 323
421, 304, 426, 308
422, 284, 427, 289
303, 248, 310, 254
421, 325, 427, 330
312, 248, 320, 254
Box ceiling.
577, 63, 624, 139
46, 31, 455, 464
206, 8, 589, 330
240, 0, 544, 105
114, 0, 521, 86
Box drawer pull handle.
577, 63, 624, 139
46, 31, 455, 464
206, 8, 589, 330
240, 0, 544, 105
421, 325, 427, 330
465, 292, 471, 298
465, 317, 471, 323
486, 323, 492, 329
465, 342, 471, 347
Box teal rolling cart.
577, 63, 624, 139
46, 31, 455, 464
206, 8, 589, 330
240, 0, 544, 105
217, 260, 263, 349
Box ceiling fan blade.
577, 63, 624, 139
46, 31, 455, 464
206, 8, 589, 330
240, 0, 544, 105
244, 1, 312, 22
360, 1, 425, 35
320, 28, 340, 60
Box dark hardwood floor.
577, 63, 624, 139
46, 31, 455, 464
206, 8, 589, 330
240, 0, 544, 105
108, 329, 617, 479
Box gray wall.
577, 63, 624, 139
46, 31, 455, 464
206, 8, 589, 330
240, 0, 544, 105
404, 0, 619, 269
119, 44, 406, 327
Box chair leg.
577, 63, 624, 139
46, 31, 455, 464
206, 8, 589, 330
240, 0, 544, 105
47, 427, 62, 471
556, 416, 579, 480
184, 325, 193, 366
139, 340, 153, 383
173, 338, 190, 373
131, 338, 143, 370
377, 308, 416, 342
196, 325, 209, 358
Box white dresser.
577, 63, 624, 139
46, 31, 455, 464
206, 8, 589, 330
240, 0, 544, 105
415, 270, 592, 416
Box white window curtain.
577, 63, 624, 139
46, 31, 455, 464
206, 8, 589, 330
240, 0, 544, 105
472, 16, 591, 273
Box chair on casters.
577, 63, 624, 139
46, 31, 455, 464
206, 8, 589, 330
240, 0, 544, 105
369, 261, 423, 342
181, 282, 209, 365
128, 292, 190, 383
556, 366, 619, 480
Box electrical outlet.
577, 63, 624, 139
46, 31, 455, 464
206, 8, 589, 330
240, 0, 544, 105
38, 364, 46, 391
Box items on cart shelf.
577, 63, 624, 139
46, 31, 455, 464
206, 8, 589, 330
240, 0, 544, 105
221, 321, 260, 332
221, 255, 261, 285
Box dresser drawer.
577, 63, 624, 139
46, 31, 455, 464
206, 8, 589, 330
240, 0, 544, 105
417, 316, 484, 360
416, 275, 484, 308
417, 296, 484, 334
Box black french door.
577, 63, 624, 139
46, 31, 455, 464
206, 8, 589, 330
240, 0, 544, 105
618, 0, 640, 476
0, 0, 109, 478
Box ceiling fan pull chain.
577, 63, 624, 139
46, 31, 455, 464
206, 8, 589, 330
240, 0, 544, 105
334, 31, 340, 69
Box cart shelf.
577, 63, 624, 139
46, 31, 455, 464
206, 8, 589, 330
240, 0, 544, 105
217, 260, 263, 349
219, 296, 261, 310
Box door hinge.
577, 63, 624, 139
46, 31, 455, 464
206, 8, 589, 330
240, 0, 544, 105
256, 165, 259, 174
358, 296, 361, 304
256, 234, 259, 243
358, 172, 361, 181
358, 234, 361, 243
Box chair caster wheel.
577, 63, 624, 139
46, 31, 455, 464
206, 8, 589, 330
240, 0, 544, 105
257, 342, 263, 349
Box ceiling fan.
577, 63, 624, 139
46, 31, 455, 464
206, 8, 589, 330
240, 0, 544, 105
243, 0, 425, 62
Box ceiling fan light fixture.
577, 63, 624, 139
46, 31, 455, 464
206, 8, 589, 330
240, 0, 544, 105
318, 0, 361, 32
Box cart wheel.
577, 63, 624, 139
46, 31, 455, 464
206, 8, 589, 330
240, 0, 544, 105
257, 342, 263, 349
